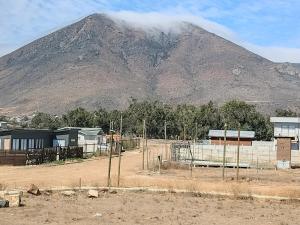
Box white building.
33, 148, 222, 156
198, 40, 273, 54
270, 117, 300, 150
78, 128, 104, 153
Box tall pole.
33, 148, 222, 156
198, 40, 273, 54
195, 122, 198, 142
236, 123, 240, 181
164, 120, 167, 160
142, 119, 145, 170
117, 113, 123, 187
107, 129, 114, 188
145, 120, 149, 170
183, 124, 186, 141
222, 123, 227, 180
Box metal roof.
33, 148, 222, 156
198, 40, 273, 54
270, 117, 300, 123
208, 130, 255, 139
78, 128, 103, 136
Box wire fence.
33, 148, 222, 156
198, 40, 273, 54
79, 138, 141, 155
170, 142, 292, 169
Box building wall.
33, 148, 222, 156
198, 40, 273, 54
274, 122, 300, 138
11, 130, 53, 150
211, 137, 253, 146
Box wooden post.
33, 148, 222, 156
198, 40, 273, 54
145, 120, 149, 170
142, 119, 145, 170
222, 123, 227, 180
117, 113, 123, 187
236, 124, 240, 181
158, 155, 161, 174
164, 120, 167, 160
183, 124, 186, 141
189, 144, 194, 178
107, 129, 114, 188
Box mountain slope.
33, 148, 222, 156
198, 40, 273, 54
0, 13, 300, 115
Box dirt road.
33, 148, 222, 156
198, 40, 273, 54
0, 140, 300, 198
1, 191, 299, 225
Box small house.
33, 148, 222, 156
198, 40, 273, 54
208, 130, 255, 146
270, 117, 300, 168
0, 128, 79, 151
78, 128, 104, 152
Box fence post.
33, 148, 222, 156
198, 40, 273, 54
164, 120, 167, 161
142, 119, 145, 170
107, 130, 114, 188
236, 124, 240, 181
117, 113, 123, 187
222, 123, 227, 180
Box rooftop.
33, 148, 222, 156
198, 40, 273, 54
270, 117, 300, 123
208, 130, 255, 139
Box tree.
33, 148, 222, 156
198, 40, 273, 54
220, 100, 272, 140
62, 108, 93, 127
31, 112, 62, 129
275, 109, 298, 117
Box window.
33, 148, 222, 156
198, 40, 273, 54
12, 139, 20, 151
28, 139, 34, 149
289, 125, 295, 136
282, 125, 289, 136
20, 139, 27, 150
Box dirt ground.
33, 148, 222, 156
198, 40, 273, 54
1, 140, 300, 198
1, 191, 300, 225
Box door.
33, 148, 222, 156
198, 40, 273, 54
277, 138, 291, 161
4, 139, 11, 151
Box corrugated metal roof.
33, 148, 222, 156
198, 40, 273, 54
79, 128, 103, 136
208, 130, 255, 139
270, 117, 300, 123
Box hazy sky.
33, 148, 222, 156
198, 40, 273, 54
0, 0, 300, 62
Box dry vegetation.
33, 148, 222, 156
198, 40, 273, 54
1, 140, 300, 200
1, 140, 300, 224
1, 190, 300, 225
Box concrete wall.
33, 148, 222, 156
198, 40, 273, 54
172, 142, 300, 168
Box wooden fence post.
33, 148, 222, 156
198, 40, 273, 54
236, 124, 240, 181
107, 129, 114, 188
222, 123, 227, 180
117, 113, 123, 187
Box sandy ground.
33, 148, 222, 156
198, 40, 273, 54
1, 191, 300, 225
1, 140, 300, 198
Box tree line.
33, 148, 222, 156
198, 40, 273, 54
27, 99, 300, 141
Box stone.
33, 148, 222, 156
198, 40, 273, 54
27, 184, 41, 196
109, 190, 117, 194
0, 191, 22, 207
4, 192, 22, 207
62, 190, 76, 197
88, 190, 99, 198
0, 199, 9, 208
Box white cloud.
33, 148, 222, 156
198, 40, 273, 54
0, 1, 299, 63
107, 10, 236, 40
107, 11, 300, 63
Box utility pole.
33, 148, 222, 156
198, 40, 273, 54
145, 120, 149, 170
236, 123, 240, 181
107, 129, 115, 188
164, 120, 167, 160
222, 123, 228, 180
195, 122, 198, 142
142, 119, 145, 170
117, 113, 123, 187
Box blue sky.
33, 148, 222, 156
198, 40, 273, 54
0, 0, 300, 62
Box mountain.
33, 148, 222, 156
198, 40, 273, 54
0, 13, 300, 115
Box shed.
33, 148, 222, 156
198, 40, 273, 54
208, 130, 255, 146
